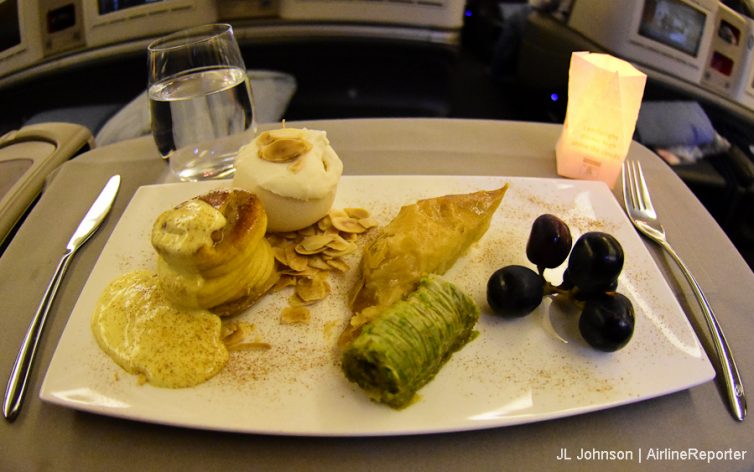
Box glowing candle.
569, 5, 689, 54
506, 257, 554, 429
556, 52, 647, 188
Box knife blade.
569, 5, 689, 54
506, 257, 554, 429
66, 175, 121, 250
3, 174, 121, 421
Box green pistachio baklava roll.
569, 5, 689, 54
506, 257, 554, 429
341, 275, 479, 409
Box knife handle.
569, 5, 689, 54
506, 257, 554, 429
3, 249, 75, 421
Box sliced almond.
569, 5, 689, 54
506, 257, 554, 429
328, 209, 349, 220
317, 215, 333, 232
279, 266, 320, 278
285, 244, 309, 272
256, 131, 276, 146
324, 246, 357, 258
259, 138, 312, 163
229, 342, 272, 351
298, 225, 317, 237
331, 216, 367, 234
222, 321, 256, 349
271, 274, 297, 292
342, 231, 359, 241
308, 255, 333, 271
268, 206, 377, 323
325, 258, 350, 272
295, 276, 330, 302
325, 234, 356, 252
288, 293, 317, 306
358, 216, 379, 229
296, 233, 336, 254
345, 207, 370, 219
272, 245, 289, 265
280, 231, 299, 240
280, 306, 311, 325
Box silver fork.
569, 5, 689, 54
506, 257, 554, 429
622, 160, 746, 421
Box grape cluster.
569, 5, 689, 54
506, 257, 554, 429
486, 214, 635, 352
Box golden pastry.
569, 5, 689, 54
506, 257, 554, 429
151, 189, 278, 316
342, 185, 507, 345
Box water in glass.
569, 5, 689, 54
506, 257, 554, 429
149, 66, 255, 181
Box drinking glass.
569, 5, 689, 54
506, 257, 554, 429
147, 23, 256, 181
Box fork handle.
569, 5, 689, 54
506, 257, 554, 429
658, 239, 747, 421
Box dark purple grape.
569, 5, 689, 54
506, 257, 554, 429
487, 265, 544, 318
559, 267, 574, 290
579, 292, 634, 352
567, 232, 624, 295
526, 214, 573, 270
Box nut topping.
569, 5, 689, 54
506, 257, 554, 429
259, 138, 312, 163
266, 207, 377, 324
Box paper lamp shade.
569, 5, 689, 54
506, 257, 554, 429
556, 52, 647, 188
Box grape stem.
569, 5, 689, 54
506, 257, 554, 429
542, 281, 586, 310
543, 281, 568, 297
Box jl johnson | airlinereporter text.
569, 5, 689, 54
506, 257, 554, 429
556, 447, 748, 464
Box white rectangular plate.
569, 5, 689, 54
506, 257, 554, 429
41, 176, 714, 436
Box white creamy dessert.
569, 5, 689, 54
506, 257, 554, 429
233, 127, 343, 232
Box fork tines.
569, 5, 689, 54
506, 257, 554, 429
623, 160, 656, 218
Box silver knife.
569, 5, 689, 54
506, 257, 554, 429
3, 174, 121, 421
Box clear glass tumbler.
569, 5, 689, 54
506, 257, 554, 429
147, 23, 256, 181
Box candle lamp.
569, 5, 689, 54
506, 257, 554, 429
556, 52, 647, 188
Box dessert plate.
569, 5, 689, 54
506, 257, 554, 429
40, 176, 714, 436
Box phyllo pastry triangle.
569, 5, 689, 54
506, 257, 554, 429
342, 184, 507, 345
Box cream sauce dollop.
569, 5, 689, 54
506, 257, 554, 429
151, 199, 226, 261
91, 271, 228, 388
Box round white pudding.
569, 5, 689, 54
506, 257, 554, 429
233, 127, 343, 232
